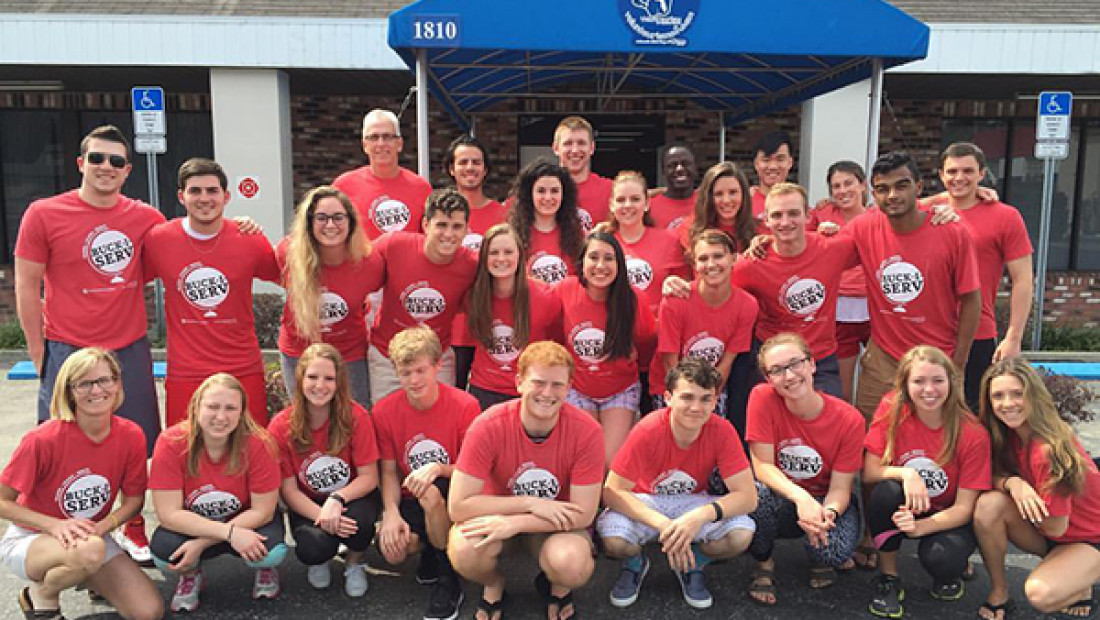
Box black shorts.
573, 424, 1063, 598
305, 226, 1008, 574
397, 478, 451, 539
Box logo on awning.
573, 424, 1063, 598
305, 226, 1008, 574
621, 0, 697, 47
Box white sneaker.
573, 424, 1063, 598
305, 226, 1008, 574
344, 562, 369, 598
252, 568, 281, 600
113, 528, 153, 566
307, 563, 332, 589
170, 571, 202, 612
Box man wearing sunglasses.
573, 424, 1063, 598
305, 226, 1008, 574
333, 108, 432, 241
142, 157, 280, 429
14, 124, 165, 565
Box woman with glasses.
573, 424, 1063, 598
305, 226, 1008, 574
744, 333, 865, 606
507, 159, 585, 285
973, 358, 1100, 620
277, 186, 383, 407
0, 347, 162, 620
149, 373, 286, 612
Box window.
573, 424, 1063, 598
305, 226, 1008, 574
1074, 122, 1100, 270
0, 111, 70, 258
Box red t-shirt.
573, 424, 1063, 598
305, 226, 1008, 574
611, 408, 749, 495
750, 189, 769, 234
865, 393, 991, 512
468, 280, 563, 395
649, 193, 696, 232
575, 173, 612, 232
616, 227, 689, 318
808, 202, 874, 297
745, 384, 866, 496
651, 281, 758, 395
267, 403, 379, 503
455, 400, 604, 501
955, 202, 1033, 340
452, 199, 509, 348
143, 219, 279, 379
370, 232, 478, 357
275, 238, 384, 361
527, 228, 575, 285
1013, 435, 1100, 544
0, 418, 147, 528
149, 424, 281, 521
731, 233, 857, 360
14, 190, 165, 349
557, 276, 657, 399
845, 210, 980, 360
374, 384, 481, 496
332, 166, 430, 240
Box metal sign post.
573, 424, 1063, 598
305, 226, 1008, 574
132, 86, 168, 342
1031, 91, 1072, 351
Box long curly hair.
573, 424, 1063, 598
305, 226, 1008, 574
979, 357, 1090, 496
689, 161, 755, 252
879, 346, 971, 467
285, 186, 370, 343
467, 223, 532, 350
507, 159, 583, 265
288, 343, 356, 457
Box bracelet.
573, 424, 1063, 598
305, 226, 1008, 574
1002, 477, 1015, 493
824, 506, 840, 519
329, 492, 347, 506
107, 514, 120, 531
227, 523, 235, 543
710, 501, 724, 523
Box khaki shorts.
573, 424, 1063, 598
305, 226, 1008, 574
855, 339, 900, 422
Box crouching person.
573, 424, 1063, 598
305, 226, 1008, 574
599, 357, 757, 610
448, 341, 604, 620
149, 373, 287, 613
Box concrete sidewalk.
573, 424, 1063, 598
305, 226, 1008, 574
0, 369, 1096, 619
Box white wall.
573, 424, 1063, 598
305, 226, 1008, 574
210, 68, 293, 292
799, 80, 873, 204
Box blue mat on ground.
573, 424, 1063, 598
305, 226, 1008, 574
1033, 362, 1100, 380
7, 360, 167, 380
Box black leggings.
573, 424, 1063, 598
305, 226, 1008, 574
453, 346, 475, 391
867, 480, 976, 583
151, 508, 286, 567
289, 490, 381, 566
964, 338, 996, 413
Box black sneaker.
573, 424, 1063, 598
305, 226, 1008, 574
869, 573, 905, 619
417, 550, 439, 585
424, 577, 464, 620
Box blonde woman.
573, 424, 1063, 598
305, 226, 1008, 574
863, 346, 990, 618
149, 373, 285, 612
277, 185, 383, 407
974, 358, 1100, 620
0, 347, 161, 620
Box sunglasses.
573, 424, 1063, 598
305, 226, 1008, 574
85, 152, 128, 169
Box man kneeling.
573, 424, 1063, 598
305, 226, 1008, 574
599, 357, 757, 609
448, 341, 604, 620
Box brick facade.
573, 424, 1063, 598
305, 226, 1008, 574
3, 89, 1100, 329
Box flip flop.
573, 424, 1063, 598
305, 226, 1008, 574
1051, 598, 1095, 620
473, 591, 508, 620
18, 587, 66, 620
535, 571, 577, 619
977, 597, 1015, 620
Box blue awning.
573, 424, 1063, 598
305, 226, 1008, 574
388, 0, 929, 130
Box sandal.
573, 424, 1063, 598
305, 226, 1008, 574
535, 571, 577, 619
809, 564, 836, 589
18, 587, 66, 620
747, 566, 778, 606
1052, 598, 1096, 619
977, 597, 1016, 620
473, 591, 508, 620
853, 545, 879, 571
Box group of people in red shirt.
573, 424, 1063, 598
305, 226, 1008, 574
0, 110, 1096, 620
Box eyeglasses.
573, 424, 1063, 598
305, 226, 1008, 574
764, 356, 811, 378
363, 133, 398, 143
85, 152, 128, 169
71, 375, 118, 394
312, 212, 348, 225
